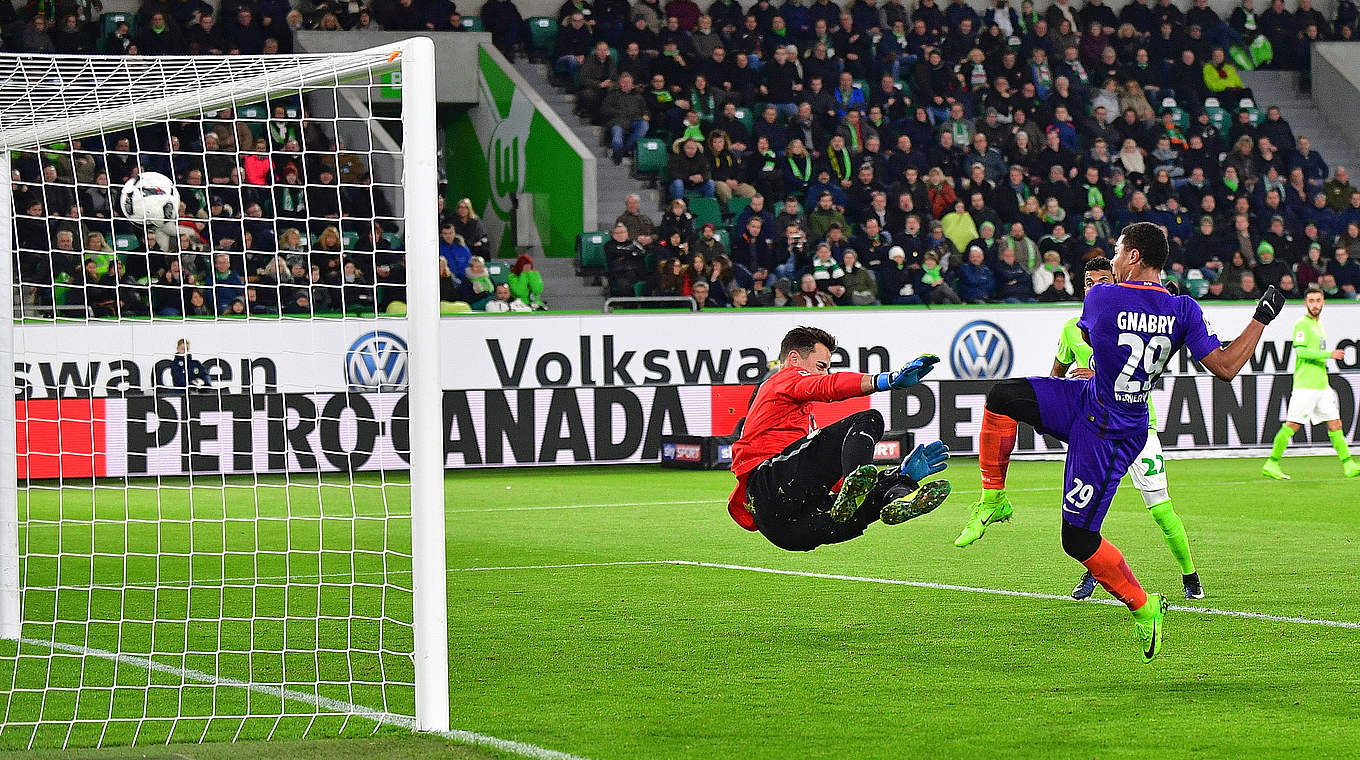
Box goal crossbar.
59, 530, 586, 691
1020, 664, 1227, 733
0, 46, 406, 151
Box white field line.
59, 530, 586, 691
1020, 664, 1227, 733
446, 559, 1360, 631
15, 638, 593, 760
448, 477, 1341, 513
447, 499, 716, 513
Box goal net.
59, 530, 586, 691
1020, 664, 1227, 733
0, 41, 447, 749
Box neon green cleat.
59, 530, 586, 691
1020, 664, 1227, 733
1261, 460, 1291, 480
880, 479, 952, 525
1344, 459, 1360, 478
829, 464, 884, 522
1132, 593, 1168, 663
954, 490, 1013, 547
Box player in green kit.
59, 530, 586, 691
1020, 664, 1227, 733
1262, 285, 1360, 479
1052, 258, 1205, 601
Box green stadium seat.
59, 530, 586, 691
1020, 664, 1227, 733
237, 103, 267, 121
485, 261, 509, 286
725, 195, 751, 221
460, 17, 484, 31
342, 230, 359, 249
577, 231, 607, 275
732, 107, 753, 133
528, 17, 558, 57
1160, 97, 1188, 130
713, 228, 730, 251
1203, 98, 1231, 138
99, 13, 133, 52
687, 196, 723, 229
634, 138, 667, 174
381, 231, 403, 249
113, 234, 140, 252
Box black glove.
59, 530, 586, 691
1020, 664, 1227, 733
1254, 285, 1286, 325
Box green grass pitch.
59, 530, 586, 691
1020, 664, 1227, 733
3, 455, 1359, 758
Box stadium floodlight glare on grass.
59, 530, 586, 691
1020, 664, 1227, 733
0, 40, 448, 746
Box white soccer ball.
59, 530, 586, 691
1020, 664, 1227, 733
119, 171, 180, 228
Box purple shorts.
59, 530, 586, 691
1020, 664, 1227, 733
1028, 377, 1145, 532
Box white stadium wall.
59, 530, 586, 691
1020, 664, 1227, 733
14, 304, 1360, 476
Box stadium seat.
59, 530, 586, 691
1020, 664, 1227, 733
98, 12, 133, 52
687, 197, 723, 229
577, 231, 607, 276
486, 261, 509, 286
725, 195, 751, 221
342, 230, 359, 249
113, 234, 140, 252
634, 138, 667, 175
732, 107, 753, 133
460, 17, 484, 31
528, 17, 558, 59
1203, 98, 1231, 137
1161, 97, 1188, 130
381, 231, 403, 249
713, 228, 730, 250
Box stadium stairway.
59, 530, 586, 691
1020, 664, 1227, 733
1240, 70, 1360, 176
511, 59, 663, 231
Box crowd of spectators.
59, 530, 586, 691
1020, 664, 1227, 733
543, 0, 1360, 307
8, 102, 423, 318
2, 0, 561, 318
6, 0, 1360, 313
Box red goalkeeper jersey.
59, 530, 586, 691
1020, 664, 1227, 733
726, 367, 867, 530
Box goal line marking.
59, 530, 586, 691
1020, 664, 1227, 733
15, 638, 593, 760
448, 559, 1360, 631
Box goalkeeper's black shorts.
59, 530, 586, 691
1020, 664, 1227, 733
746, 409, 899, 552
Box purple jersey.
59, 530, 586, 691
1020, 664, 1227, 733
1076, 281, 1221, 432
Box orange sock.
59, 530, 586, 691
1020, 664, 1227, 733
1082, 538, 1148, 611
979, 409, 1019, 490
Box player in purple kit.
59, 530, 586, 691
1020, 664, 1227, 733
954, 222, 1287, 662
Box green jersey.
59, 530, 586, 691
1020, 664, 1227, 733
1291, 316, 1331, 390
1055, 316, 1159, 428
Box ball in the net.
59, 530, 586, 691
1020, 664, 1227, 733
119, 171, 180, 228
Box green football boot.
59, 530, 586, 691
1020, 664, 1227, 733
1133, 593, 1169, 664
953, 490, 1013, 547
1344, 459, 1360, 478
829, 464, 884, 522
880, 479, 952, 525
1261, 460, 1291, 480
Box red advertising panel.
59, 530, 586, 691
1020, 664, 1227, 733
17, 399, 105, 479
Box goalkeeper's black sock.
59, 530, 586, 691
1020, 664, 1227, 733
839, 417, 880, 477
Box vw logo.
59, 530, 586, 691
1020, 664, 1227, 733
949, 320, 1013, 380
345, 331, 409, 391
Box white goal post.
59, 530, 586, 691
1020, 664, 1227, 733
0, 39, 448, 744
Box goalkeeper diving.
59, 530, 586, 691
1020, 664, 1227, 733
727, 326, 951, 551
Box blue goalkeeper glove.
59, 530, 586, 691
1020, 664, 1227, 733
874, 354, 940, 391
901, 440, 950, 482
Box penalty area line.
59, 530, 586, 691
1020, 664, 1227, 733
18, 638, 594, 760
448, 560, 1360, 631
